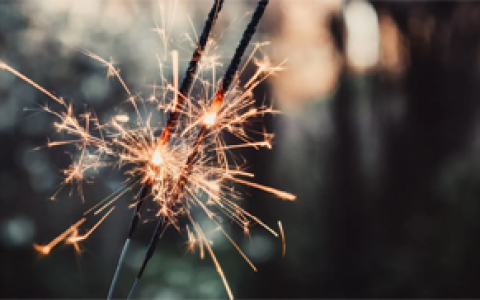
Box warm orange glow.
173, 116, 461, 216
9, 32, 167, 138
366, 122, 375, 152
269, 1, 343, 109
33, 244, 51, 256
203, 112, 217, 127
152, 148, 164, 166
379, 13, 407, 78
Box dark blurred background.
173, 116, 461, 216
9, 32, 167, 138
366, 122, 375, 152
2, 0, 480, 298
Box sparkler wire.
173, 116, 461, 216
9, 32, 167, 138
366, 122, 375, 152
106, 187, 149, 300
107, 1, 224, 299
127, 218, 169, 300
127, 1, 270, 298
214, 0, 269, 103
127, 130, 204, 300
157, 0, 225, 142
130, 0, 225, 244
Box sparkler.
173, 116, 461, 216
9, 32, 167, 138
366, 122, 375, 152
107, 1, 224, 298
0, 0, 295, 299
127, 1, 271, 298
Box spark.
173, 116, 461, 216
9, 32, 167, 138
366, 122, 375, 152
205, 235, 233, 300
278, 220, 286, 257
0, 60, 64, 106
66, 207, 115, 245
33, 218, 86, 256
219, 226, 257, 272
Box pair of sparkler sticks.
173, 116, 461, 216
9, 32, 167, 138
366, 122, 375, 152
107, 0, 270, 298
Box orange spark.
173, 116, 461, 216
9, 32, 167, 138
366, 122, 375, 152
230, 177, 297, 201
33, 218, 87, 255
278, 220, 286, 257
0, 61, 64, 106
67, 207, 115, 244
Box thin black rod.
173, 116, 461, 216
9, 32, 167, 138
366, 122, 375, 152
106, 1, 224, 299
126, 1, 270, 297
159, 0, 225, 142
216, 0, 269, 99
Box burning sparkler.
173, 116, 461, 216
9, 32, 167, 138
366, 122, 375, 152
107, 1, 224, 298
0, 0, 295, 299
127, 2, 278, 298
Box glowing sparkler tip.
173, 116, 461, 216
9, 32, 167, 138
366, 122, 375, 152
203, 112, 217, 127
151, 148, 164, 166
